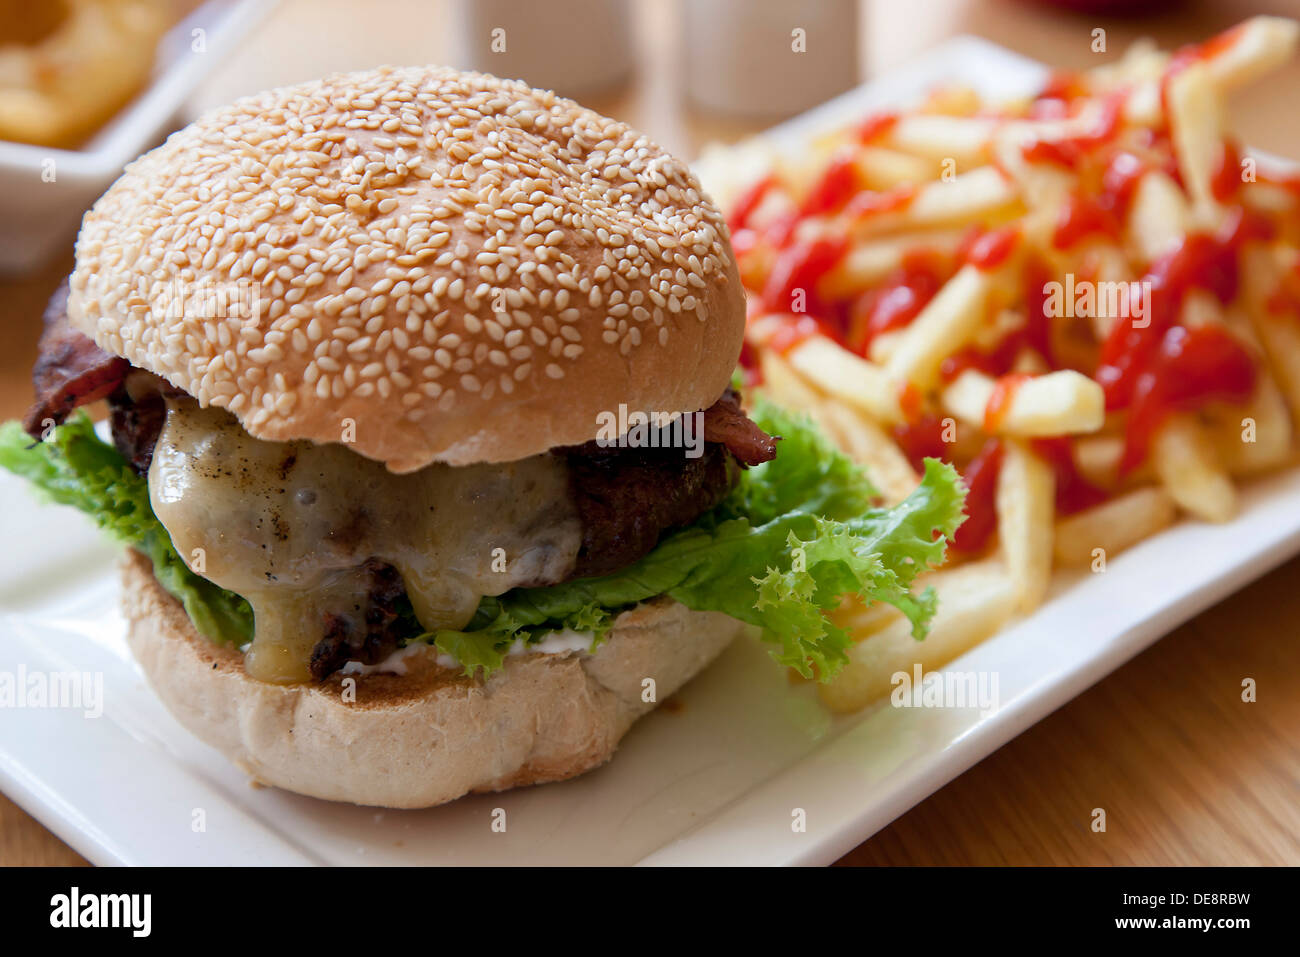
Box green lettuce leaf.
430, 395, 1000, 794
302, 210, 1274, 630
0, 397, 965, 684
0, 415, 253, 645
420, 398, 966, 680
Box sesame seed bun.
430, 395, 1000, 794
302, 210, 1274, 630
67, 66, 745, 471
120, 549, 746, 809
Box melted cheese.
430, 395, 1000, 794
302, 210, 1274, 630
149, 400, 582, 683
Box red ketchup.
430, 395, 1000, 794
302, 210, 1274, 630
1031, 437, 1107, 515
898, 381, 924, 423
891, 414, 950, 474
940, 330, 1024, 383
847, 249, 947, 352
767, 315, 825, 356
1267, 260, 1300, 316
1095, 207, 1266, 417
1053, 193, 1121, 249
760, 235, 847, 315
1022, 257, 1055, 368
728, 175, 775, 232
857, 111, 899, 143
1160, 25, 1245, 127
1021, 92, 1124, 170
1119, 325, 1257, 473
1033, 71, 1087, 115
1050, 151, 1143, 252
983, 373, 1033, 432
1211, 139, 1243, 202
950, 439, 1003, 555
801, 151, 861, 218
737, 339, 762, 387
1101, 151, 1147, 210
1023, 137, 1082, 168
846, 184, 916, 220
964, 225, 1020, 271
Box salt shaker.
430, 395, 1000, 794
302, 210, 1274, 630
449, 0, 634, 100
683, 0, 861, 118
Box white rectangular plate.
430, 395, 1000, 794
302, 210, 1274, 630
3, 37, 1298, 867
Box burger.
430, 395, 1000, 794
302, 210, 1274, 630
0, 67, 963, 808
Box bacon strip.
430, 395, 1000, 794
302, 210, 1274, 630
22, 279, 128, 439
702, 388, 779, 466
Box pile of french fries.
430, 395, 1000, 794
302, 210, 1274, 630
698, 16, 1300, 712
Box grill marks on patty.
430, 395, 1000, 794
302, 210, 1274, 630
563, 441, 738, 579
309, 560, 411, 681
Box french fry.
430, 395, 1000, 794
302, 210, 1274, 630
903, 166, 1021, 229
692, 139, 781, 213
1123, 80, 1163, 127
885, 264, 996, 389
816, 399, 920, 504
818, 559, 1017, 713
1071, 433, 1119, 488
884, 114, 997, 167
821, 229, 965, 297
941, 368, 1104, 437
920, 84, 981, 116
1093, 37, 1166, 109
1151, 413, 1238, 522
1086, 241, 1147, 340
867, 328, 905, 365
714, 19, 1300, 714
1199, 16, 1300, 92
1240, 247, 1300, 422
1053, 487, 1177, 566
1165, 61, 1226, 227
855, 146, 938, 189
968, 306, 1027, 353
996, 440, 1055, 612
1212, 380, 1294, 476
756, 347, 824, 414
1248, 311, 1300, 417
786, 336, 905, 423
1154, 19, 1299, 226
848, 168, 1020, 241
1126, 170, 1191, 262
757, 351, 919, 503
1071, 431, 1159, 490
1212, 306, 1296, 474
828, 594, 902, 642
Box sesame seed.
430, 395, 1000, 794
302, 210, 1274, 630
69, 64, 734, 468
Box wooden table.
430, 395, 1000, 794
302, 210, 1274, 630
3, 0, 1299, 866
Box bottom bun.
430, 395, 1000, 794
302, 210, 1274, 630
120, 549, 746, 808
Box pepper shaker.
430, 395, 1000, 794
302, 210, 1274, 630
450, 0, 634, 99
683, 0, 861, 119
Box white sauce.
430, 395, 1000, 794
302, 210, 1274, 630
341, 628, 598, 675
507, 627, 595, 657
338, 643, 430, 677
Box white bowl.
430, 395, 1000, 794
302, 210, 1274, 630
0, 0, 274, 275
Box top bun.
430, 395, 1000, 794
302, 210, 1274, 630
67, 66, 744, 471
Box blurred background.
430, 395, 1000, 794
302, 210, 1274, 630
2, 0, 1299, 865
